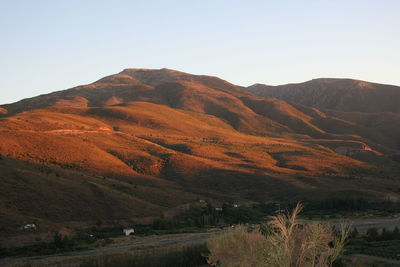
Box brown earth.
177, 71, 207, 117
246, 78, 400, 150
0, 69, 399, 241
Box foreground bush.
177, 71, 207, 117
207, 225, 267, 267
207, 203, 349, 267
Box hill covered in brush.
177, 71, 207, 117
247, 78, 400, 113
247, 78, 400, 151
0, 69, 399, 240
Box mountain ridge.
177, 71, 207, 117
246, 78, 400, 113
0, 68, 399, 239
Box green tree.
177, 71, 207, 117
53, 232, 63, 249
393, 226, 400, 239
366, 227, 379, 241
350, 227, 359, 239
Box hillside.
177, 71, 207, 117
247, 79, 400, 150
247, 78, 400, 113
1, 69, 400, 243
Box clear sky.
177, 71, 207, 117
1, 0, 399, 104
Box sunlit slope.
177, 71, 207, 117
0, 102, 396, 200
0, 102, 370, 178
0, 69, 303, 136
0, 69, 400, 232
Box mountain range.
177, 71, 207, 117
1, 68, 399, 239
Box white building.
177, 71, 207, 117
22, 223, 36, 230
123, 228, 135, 236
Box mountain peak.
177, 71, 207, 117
119, 68, 192, 86
120, 67, 190, 76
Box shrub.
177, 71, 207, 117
394, 226, 400, 239
207, 203, 349, 267
207, 225, 267, 267
350, 227, 359, 239
265, 203, 349, 267
366, 227, 379, 241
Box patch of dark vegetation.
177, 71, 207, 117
234, 164, 261, 170
87, 108, 131, 121
0, 201, 278, 258
295, 175, 313, 183
301, 198, 400, 218
136, 136, 192, 154
135, 201, 278, 236
77, 243, 209, 267
0, 231, 112, 258
269, 151, 309, 171
224, 152, 245, 159
156, 141, 191, 154
164, 143, 191, 154
346, 226, 400, 260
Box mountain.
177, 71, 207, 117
247, 79, 400, 151
1, 69, 399, 241
247, 78, 400, 113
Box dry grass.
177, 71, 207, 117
265, 203, 349, 267
207, 203, 350, 267
207, 225, 267, 267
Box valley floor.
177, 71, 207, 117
0, 231, 222, 266
2, 215, 400, 266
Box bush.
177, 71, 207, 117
366, 227, 379, 241
207, 225, 267, 267
350, 227, 359, 239
265, 203, 349, 267
207, 203, 349, 267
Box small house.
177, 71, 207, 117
123, 228, 135, 236
22, 223, 37, 230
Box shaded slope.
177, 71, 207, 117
246, 78, 400, 150
247, 78, 400, 113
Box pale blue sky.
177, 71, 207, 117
0, 0, 399, 104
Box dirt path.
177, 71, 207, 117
45, 127, 112, 135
